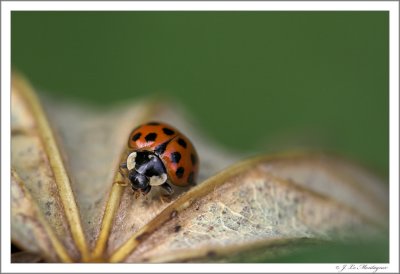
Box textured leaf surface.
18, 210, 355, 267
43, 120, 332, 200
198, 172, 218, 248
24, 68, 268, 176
11, 251, 44, 263
40, 98, 154, 250
11, 170, 56, 261
118, 153, 386, 262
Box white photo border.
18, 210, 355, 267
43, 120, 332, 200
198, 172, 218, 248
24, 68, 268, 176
1, 1, 398, 273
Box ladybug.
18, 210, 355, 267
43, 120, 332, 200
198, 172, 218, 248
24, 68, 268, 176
120, 121, 199, 195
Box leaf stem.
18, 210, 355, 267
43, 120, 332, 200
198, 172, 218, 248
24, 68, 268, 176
91, 176, 125, 259
91, 101, 160, 259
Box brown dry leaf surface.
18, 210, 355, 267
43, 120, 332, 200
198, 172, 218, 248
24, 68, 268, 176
121, 153, 386, 263
10, 73, 388, 263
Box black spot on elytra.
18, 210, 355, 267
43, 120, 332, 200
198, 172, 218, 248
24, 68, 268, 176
176, 167, 185, 178
145, 132, 157, 142
188, 172, 195, 185
132, 132, 141, 141
174, 225, 181, 233
154, 141, 169, 155
147, 122, 160, 125
177, 138, 187, 148
170, 152, 181, 164
163, 127, 175, 135
191, 153, 197, 165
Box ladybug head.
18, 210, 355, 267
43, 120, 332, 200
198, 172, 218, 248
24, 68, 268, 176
126, 151, 168, 193
128, 170, 149, 191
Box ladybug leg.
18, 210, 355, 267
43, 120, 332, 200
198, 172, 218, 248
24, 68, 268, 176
160, 182, 174, 195
134, 190, 141, 199
142, 185, 152, 195
116, 162, 129, 186
119, 162, 128, 175
131, 185, 141, 198
119, 162, 128, 178
117, 180, 129, 187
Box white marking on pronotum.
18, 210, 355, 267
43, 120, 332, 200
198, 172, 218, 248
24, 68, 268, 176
149, 173, 168, 186
127, 152, 137, 170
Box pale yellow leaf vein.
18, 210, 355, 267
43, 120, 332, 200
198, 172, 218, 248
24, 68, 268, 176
92, 102, 160, 260
12, 73, 90, 261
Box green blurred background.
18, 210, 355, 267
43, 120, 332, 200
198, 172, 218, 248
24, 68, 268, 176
12, 11, 388, 175
12, 11, 389, 262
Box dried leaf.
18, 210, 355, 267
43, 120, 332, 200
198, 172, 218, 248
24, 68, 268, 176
10, 73, 388, 263
39, 95, 159, 252
12, 78, 79, 262
11, 170, 72, 262
111, 152, 386, 262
